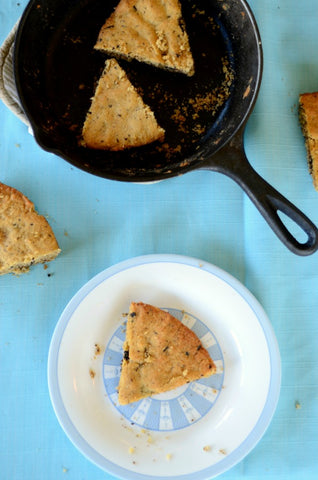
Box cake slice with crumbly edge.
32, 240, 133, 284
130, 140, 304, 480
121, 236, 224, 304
299, 91, 318, 190
80, 58, 165, 150
0, 183, 61, 275
118, 302, 216, 405
94, 0, 194, 76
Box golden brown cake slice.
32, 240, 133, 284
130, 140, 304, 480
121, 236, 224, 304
81, 58, 165, 150
0, 183, 61, 275
94, 0, 194, 76
118, 302, 216, 405
299, 91, 318, 190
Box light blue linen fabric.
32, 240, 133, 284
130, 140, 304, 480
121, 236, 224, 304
0, 1, 317, 479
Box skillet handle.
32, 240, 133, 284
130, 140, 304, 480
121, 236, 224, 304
202, 131, 318, 256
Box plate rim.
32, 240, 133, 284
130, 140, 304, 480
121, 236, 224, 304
47, 253, 281, 480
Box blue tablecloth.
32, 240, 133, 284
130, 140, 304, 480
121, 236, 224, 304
1, 1, 318, 479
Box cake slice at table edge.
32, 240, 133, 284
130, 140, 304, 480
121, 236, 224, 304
0, 182, 61, 275
299, 91, 318, 191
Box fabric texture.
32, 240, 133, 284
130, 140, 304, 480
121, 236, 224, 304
1, 1, 318, 480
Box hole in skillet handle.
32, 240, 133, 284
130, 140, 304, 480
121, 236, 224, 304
231, 172, 318, 256
277, 211, 313, 246
261, 194, 318, 256
237, 169, 318, 256
242, 168, 318, 256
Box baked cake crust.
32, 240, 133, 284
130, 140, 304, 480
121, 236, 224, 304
118, 302, 216, 405
299, 92, 318, 190
0, 183, 61, 275
81, 58, 165, 150
95, 0, 194, 76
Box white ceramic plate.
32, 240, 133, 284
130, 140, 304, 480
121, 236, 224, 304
48, 254, 281, 480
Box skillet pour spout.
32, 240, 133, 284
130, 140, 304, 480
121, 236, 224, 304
201, 131, 318, 256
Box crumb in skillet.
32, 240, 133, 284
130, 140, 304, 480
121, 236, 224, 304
152, 55, 234, 160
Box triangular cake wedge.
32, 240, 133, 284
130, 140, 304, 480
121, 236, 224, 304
81, 58, 165, 150
0, 183, 61, 275
94, 0, 194, 76
118, 302, 216, 405
299, 92, 318, 190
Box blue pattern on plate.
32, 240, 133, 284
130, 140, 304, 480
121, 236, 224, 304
103, 308, 224, 431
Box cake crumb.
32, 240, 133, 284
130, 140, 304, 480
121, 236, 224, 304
219, 448, 227, 455
166, 453, 172, 461
128, 446, 135, 454
295, 401, 301, 409
203, 445, 211, 452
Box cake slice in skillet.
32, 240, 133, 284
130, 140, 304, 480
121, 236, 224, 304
80, 58, 165, 150
94, 0, 194, 76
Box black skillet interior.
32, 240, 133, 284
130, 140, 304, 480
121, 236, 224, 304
14, 0, 260, 181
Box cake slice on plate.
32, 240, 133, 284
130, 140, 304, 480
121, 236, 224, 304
0, 182, 61, 275
118, 302, 216, 405
94, 0, 194, 76
80, 58, 165, 150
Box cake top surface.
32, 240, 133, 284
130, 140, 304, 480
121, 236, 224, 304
118, 302, 216, 405
0, 182, 60, 275
81, 58, 165, 150
94, 0, 194, 76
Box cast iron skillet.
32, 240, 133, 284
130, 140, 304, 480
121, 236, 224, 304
14, 0, 318, 255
